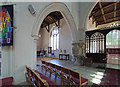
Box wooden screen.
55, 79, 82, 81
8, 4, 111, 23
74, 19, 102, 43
90, 32, 104, 53
85, 35, 89, 53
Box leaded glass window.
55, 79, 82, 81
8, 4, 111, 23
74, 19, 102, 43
90, 32, 104, 53
106, 30, 120, 48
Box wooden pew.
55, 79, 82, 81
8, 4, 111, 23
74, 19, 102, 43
32, 69, 49, 87
35, 70, 58, 87
25, 66, 32, 85
25, 66, 58, 87
44, 62, 51, 75
25, 66, 48, 87
41, 61, 63, 85
48, 63, 57, 78
41, 61, 56, 78
41, 60, 47, 72
0, 77, 13, 87
41, 61, 88, 87
60, 67, 71, 85
54, 64, 64, 85
69, 69, 88, 87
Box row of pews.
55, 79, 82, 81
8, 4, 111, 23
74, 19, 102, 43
41, 60, 88, 87
25, 66, 58, 87
0, 77, 13, 86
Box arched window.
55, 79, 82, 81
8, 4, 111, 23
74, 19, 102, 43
106, 30, 120, 48
50, 26, 59, 50
86, 35, 89, 53
90, 32, 104, 53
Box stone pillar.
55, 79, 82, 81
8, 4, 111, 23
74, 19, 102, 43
72, 43, 79, 64
72, 42, 85, 65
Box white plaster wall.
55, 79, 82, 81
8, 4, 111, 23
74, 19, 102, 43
37, 29, 43, 51
71, 2, 80, 30
1, 2, 47, 84
86, 18, 96, 30
59, 19, 72, 59
40, 28, 49, 50
10, 2, 36, 84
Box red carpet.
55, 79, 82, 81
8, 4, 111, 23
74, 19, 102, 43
100, 68, 120, 86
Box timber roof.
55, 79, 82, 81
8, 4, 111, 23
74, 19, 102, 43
89, 2, 120, 27
41, 11, 63, 29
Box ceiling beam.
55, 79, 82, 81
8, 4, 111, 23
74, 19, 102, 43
50, 16, 60, 28
114, 2, 117, 21
47, 16, 54, 24
93, 2, 116, 12
99, 2, 106, 23
93, 9, 120, 22
103, 2, 117, 9
97, 19, 120, 26
96, 16, 120, 24
43, 20, 49, 25
45, 25, 50, 32
91, 16, 94, 24
90, 2, 119, 18
50, 14, 59, 20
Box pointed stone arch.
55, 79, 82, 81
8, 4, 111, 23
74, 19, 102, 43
32, 2, 77, 42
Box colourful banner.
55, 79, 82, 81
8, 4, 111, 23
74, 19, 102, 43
0, 5, 13, 46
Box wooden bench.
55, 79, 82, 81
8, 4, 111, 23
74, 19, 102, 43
41, 60, 88, 87
41, 60, 47, 72
69, 69, 88, 86
25, 66, 58, 87
0, 77, 13, 87
35, 70, 58, 87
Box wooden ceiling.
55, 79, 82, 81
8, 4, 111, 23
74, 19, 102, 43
41, 11, 63, 32
89, 2, 120, 27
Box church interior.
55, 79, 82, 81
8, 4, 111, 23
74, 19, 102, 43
0, 1, 120, 87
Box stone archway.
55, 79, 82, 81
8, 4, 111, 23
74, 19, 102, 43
32, 2, 77, 42
31, 2, 78, 66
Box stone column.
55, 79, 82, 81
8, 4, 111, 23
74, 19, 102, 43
72, 42, 85, 65
72, 43, 79, 64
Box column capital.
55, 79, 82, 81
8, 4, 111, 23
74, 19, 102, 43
32, 34, 39, 40
72, 42, 85, 46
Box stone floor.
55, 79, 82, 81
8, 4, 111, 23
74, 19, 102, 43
36, 59, 106, 85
